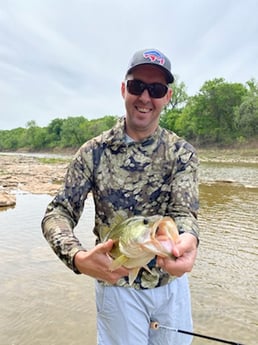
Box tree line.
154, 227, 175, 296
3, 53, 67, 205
0, 77, 257, 151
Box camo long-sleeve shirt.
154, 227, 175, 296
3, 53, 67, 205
42, 117, 199, 289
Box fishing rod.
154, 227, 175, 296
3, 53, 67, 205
150, 321, 246, 345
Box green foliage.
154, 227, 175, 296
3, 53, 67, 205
0, 127, 27, 150
160, 79, 189, 134
161, 77, 256, 145
0, 115, 118, 151
234, 95, 258, 137
46, 118, 65, 147
0, 77, 257, 151
37, 157, 69, 164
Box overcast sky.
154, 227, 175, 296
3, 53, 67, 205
1, 0, 257, 130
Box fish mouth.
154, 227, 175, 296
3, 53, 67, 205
141, 216, 179, 257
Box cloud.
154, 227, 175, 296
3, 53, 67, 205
0, 0, 257, 129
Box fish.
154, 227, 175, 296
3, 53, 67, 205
104, 214, 179, 285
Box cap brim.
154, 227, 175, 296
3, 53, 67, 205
127, 63, 174, 84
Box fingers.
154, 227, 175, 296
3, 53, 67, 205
99, 239, 114, 252
157, 255, 192, 277
76, 240, 129, 284
157, 233, 198, 276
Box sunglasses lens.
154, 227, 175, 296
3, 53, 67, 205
127, 80, 144, 96
126, 80, 167, 98
150, 83, 168, 98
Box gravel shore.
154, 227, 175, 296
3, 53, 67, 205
0, 147, 258, 198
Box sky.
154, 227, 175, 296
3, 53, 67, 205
0, 0, 257, 130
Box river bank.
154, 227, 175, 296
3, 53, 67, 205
0, 147, 258, 202
197, 146, 258, 163
0, 154, 69, 198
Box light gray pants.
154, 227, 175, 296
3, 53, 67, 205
95, 274, 193, 345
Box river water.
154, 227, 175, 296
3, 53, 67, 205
1, 161, 258, 345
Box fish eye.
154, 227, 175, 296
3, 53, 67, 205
143, 218, 149, 225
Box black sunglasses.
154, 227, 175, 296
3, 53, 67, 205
126, 79, 168, 99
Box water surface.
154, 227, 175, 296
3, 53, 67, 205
1, 162, 258, 345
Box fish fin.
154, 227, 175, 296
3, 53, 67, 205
101, 211, 129, 242
142, 265, 152, 274
102, 212, 127, 241
128, 268, 140, 285
109, 254, 128, 271
111, 213, 126, 229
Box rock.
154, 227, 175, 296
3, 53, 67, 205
0, 154, 68, 195
0, 192, 16, 207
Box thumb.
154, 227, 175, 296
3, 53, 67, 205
100, 239, 114, 252
172, 245, 180, 258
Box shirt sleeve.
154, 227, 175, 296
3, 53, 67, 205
168, 142, 200, 242
41, 147, 93, 273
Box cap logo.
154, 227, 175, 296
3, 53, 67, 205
143, 50, 165, 66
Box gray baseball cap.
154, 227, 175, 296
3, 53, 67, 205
126, 48, 174, 84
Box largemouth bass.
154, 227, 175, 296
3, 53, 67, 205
104, 215, 179, 285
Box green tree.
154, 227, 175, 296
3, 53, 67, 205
160, 79, 189, 131
25, 121, 48, 150
183, 78, 247, 144
234, 95, 258, 138
45, 118, 65, 148
60, 116, 87, 147
0, 127, 27, 150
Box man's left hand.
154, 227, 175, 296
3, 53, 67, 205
156, 233, 198, 277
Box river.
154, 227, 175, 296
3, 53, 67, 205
1, 161, 258, 345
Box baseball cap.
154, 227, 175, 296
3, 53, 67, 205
126, 48, 174, 84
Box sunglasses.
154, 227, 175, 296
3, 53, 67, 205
126, 79, 168, 99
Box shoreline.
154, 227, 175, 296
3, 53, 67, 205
197, 147, 258, 164
0, 148, 258, 200
0, 154, 69, 196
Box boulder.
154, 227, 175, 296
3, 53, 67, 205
0, 192, 16, 207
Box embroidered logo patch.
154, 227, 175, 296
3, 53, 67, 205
143, 50, 165, 65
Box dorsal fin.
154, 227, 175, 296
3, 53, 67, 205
100, 211, 127, 242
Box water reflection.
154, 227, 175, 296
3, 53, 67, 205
1, 194, 96, 345
191, 182, 258, 345
1, 162, 258, 345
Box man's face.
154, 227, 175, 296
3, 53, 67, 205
121, 64, 172, 141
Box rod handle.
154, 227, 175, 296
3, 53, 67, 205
150, 321, 159, 329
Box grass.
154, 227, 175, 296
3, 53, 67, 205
36, 157, 70, 164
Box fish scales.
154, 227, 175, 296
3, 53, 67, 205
104, 215, 179, 285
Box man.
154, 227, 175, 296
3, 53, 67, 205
42, 48, 199, 345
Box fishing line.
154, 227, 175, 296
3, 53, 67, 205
150, 321, 246, 345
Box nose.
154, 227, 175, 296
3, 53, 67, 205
139, 88, 152, 102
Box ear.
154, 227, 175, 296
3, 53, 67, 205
165, 87, 173, 105
121, 81, 126, 99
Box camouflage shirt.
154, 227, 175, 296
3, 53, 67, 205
42, 117, 199, 289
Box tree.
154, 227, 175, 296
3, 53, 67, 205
60, 116, 87, 147
46, 118, 65, 147
234, 95, 258, 138
185, 78, 247, 144
25, 120, 48, 149
0, 127, 27, 150
160, 79, 189, 131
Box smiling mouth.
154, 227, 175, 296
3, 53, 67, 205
136, 106, 152, 113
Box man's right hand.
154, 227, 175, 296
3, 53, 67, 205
74, 239, 129, 284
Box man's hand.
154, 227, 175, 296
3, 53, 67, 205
156, 233, 198, 277
74, 239, 129, 284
